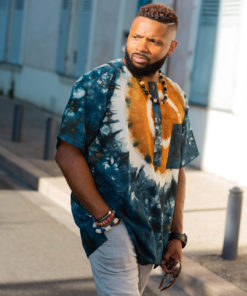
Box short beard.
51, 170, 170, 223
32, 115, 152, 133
125, 48, 168, 78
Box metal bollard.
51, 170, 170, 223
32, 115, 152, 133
11, 104, 24, 142
43, 116, 57, 160
222, 187, 243, 260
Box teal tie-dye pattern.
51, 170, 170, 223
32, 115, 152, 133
57, 59, 199, 265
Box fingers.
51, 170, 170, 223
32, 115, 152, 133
161, 240, 183, 273
161, 240, 182, 273
161, 256, 179, 273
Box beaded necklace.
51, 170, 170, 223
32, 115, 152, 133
138, 70, 168, 104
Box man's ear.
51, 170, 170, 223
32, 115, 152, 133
168, 40, 178, 56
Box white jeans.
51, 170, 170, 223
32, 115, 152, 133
89, 220, 153, 296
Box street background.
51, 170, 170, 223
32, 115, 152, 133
1, 0, 247, 295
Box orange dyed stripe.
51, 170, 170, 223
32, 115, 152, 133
127, 78, 154, 164
126, 76, 185, 174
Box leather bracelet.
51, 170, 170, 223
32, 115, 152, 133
96, 211, 115, 227
95, 209, 114, 223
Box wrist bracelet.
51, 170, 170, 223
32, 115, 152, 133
97, 213, 115, 227
93, 217, 120, 233
96, 209, 114, 223
96, 210, 116, 226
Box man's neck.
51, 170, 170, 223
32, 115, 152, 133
140, 71, 159, 82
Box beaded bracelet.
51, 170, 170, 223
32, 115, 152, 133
96, 209, 116, 227
92, 217, 120, 234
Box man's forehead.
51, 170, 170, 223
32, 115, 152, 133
130, 16, 169, 36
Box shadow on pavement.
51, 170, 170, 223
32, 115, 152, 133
185, 248, 247, 293
0, 277, 97, 296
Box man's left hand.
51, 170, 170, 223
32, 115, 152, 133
161, 239, 182, 273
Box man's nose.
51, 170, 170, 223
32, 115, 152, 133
136, 39, 149, 53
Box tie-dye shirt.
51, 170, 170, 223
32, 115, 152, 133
57, 59, 199, 265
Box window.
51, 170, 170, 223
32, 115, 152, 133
209, 0, 242, 111
0, 0, 25, 64
74, 0, 93, 77
0, 0, 9, 61
189, 0, 220, 107
56, 0, 71, 75
56, 0, 93, 77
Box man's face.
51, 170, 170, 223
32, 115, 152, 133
126, 16, 177, 75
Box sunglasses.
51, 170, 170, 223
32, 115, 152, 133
159, 258, 181, 291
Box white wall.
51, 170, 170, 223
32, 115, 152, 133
0, 64, 73, 114
190, 105, 247, 187
189, 0, 247, 187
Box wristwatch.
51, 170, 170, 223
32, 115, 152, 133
169, 232, 188, 248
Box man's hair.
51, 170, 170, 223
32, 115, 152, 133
136, 3, 178, 28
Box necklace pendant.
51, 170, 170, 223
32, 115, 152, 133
153, 98, 158, 104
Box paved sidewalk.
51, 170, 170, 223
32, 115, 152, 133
0, 188, 96, 296
0, 95, 247, 296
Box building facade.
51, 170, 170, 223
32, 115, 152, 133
0, 0, 246, 186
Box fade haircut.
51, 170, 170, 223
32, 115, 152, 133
136, 3, 178, 29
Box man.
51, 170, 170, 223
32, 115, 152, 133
56, 3, 199, 295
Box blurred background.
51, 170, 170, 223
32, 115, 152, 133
0, 0, 247, 186
0, 1, 247, 294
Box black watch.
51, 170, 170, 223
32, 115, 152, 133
169, 232, 187, 248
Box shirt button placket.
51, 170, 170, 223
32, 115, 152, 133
149, 82, 163, 167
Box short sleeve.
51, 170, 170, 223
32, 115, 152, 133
57, 78, 87, 153
180, 101, 199, 167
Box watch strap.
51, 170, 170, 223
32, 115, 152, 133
169, 232, 187, 248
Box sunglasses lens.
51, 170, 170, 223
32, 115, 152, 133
159, 274, 176, 291
159, 261, 181, 291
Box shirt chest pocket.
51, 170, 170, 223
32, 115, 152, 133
166, 123, 182, 169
